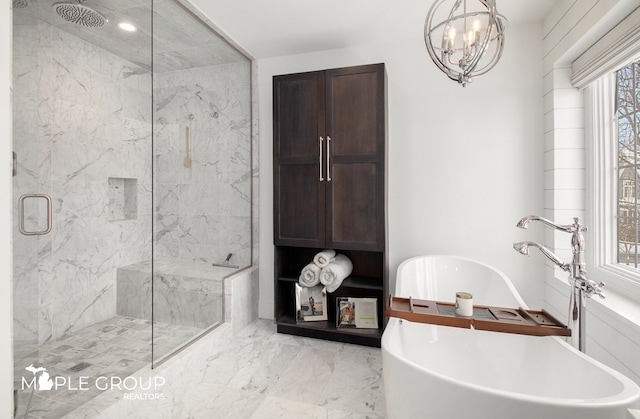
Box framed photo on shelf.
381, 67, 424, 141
296, 284, 328, 322
337, 298, 356, 327
336, 297, 378, 329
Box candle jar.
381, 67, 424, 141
455, 292, 473, 317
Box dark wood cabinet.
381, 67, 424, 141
274, 64, 385, 251
273, 63, 387, 347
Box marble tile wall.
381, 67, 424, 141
12, 15, 153, 345
116, 263, 152, 321
153, 62, 252, 269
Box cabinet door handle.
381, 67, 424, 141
319, 136, 324, 181
327, 136, 332, 181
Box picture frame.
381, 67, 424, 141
336, 298, 356, 327
336, 297, 378, 329
296, 284, 328, 322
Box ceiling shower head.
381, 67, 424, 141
53, 0, 107, 28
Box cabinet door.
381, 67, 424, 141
325, 64, 385, 251
273, 71, 327, 247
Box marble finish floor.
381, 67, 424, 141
15, 315, 204, 419
79, 319, 386, 419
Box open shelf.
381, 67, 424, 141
276, 315, 382, 347
274, 246, 386, 347
276, 275, 384, 291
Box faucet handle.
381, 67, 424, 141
585, 280, 606, 299
572, 217, 588, 232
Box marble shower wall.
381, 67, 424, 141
12, 16, 153, 345
154, 62, 252, 268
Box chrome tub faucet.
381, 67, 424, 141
513, 241, 570, 272
513, 215, 605, 352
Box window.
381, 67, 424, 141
616, 60, 640, 268
555, 8, 640, 309
568, 9, 640, 297
585, 59, 640, 300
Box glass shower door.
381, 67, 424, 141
12, 1, 153, 416
11, 9, 57, 405
12, 87, 45, 412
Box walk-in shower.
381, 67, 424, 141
11, 0, 252, 416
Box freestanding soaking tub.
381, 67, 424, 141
382, 255, 640, 419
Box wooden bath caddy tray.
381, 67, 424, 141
386, 296, 571, 337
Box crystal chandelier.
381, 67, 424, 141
424, 0, 507, 86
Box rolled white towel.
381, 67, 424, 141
320, 254, 353, 293
313, 249, 336, 268
299, 262, 321, 287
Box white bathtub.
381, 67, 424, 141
382, 255, 640, 419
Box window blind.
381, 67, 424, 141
572, 7, 640, 89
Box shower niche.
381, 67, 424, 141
11, 0, 253, 416
108, 177, 138, 221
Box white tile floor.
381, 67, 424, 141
77, 319, 386, 419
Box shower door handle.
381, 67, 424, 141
18, 194, 52, 236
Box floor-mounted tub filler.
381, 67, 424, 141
381, 255, 640, 419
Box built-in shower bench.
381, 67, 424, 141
116, 260, 230, 328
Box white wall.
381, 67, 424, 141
257, 22, 547, 319
1, 1, 13, 415
542, 0, 640, 384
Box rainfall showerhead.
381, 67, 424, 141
53, 0, 107, 28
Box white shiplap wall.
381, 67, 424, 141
543, 0, 640, 384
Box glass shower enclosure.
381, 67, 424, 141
11, 0, 252, 416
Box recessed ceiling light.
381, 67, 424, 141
118, 22, 137, 32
